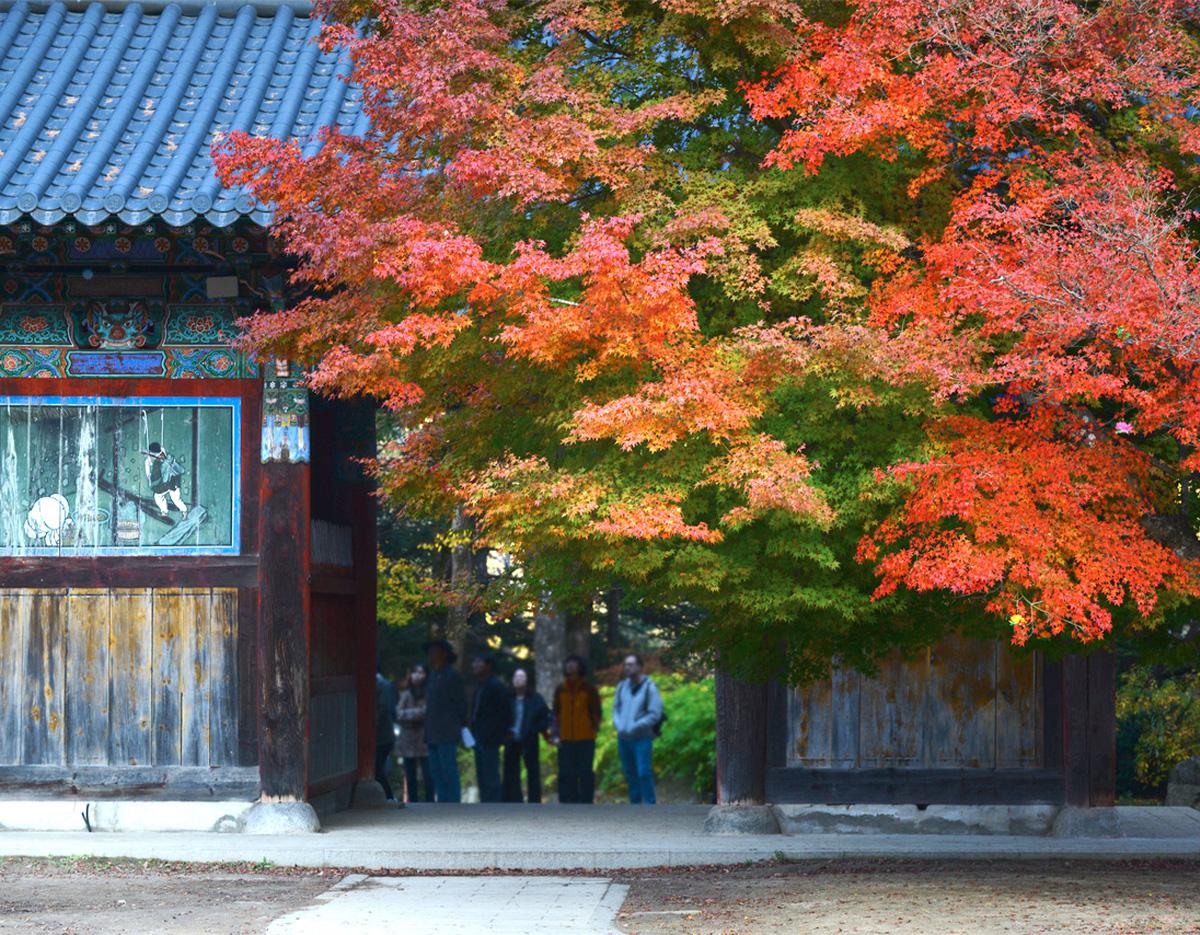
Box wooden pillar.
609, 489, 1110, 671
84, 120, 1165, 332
257, 460, 311, 800
1061, 652, 1116, 807
715, 672, 769, 805
1086, 652, 1117, 806
351, 480, 377, 785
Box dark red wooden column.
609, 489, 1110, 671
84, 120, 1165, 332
351, 481, 378, 788
1061, 652, 1116, 807
257, 460, 312, 800
715, 672, 769, 805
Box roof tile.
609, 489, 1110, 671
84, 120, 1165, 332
0, 0, 362, 226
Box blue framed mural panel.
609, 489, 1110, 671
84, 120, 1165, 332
0, 396, 241, 556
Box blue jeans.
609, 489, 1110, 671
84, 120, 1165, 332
427, 742, 461, 803
474, 743, 503, 803
617, 736, 656, 804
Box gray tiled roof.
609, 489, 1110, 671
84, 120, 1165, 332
0, 0, 367, 227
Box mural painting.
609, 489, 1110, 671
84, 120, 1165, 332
0, 396, 240, 555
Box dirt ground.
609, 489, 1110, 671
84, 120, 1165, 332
0, 859, 334, 934
615, 859, 1200, 935
1, 857, 1198, 934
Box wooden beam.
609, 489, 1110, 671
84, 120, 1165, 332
715, 672, 768, 805
0, 765, 260, 800
257, 461, 311, 801
765, 767, 1064, 805
0, 556, 258, 588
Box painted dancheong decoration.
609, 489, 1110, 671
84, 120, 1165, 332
0, 396, 240, 555
261, 358, 309, 464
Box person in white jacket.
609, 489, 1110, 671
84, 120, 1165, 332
611, 654, 664, 805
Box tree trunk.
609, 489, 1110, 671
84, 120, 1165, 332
446, 505, 471, 660
534, 600, 566, 699
604, 587, 621, 660
566, 606, 591, 666
715, 671, 768, 805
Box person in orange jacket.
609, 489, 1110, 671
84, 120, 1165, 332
552, 655, 602, 803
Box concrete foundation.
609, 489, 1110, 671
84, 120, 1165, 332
771, 804, 1060, 836
1052, 806, 1200, 839
0, 800, 254, 833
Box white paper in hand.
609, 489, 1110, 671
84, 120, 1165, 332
461, 726, 476, 749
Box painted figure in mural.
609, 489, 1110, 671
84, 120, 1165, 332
22, 494, 72, 546
143, 442, 188, 519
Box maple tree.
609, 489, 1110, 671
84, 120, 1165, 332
219, 0, 1200, 678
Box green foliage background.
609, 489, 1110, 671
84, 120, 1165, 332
1116, 666, 1200, 796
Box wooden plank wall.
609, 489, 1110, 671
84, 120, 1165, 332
0, 588, 238, 768
787, 635, 1043, 770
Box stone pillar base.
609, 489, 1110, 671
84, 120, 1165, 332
350, 779, 390, 809
704, 804, 781, 835
243, 802, 320, 834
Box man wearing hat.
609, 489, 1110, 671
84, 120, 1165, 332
470, 653, 512, 803
424, 639, 467, 803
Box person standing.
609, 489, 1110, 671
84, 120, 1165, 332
395, 663, 434, 803
502, 668, 550, 803
470, 653, 511, 803
552, 655, 601, 804
374, 667, 398, 802
612, 653, 664, 805
424, 639, 467, 803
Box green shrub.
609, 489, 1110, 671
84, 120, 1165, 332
534, 675, 716, 803
1117, 666, 1200, 796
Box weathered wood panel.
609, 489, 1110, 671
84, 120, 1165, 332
0, 588, 240, 773
152, 590, 186, 766
23, 591, 65, 765
829, 667, 861, 768
858, 649, 926, 767
0, 590, 28, 765
925, 636, 996, 768
309, 686, 357, 788
65, 591, 110, 766
180, 590, 212, 767
108, 590, 153, 766
788, 638, 1043, 771
996, 643, 1042, 768
210, 588, 239, 767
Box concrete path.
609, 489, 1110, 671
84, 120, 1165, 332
0, 805, 1197, 870
267, 875, 627, 934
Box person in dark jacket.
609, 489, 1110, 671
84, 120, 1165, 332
470, 653, 511, 803
375, 667, 399, 802
424, 639, 467, 803
502, 668, 550, 803
553, 655, 602, 803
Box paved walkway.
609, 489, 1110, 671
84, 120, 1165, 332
0, 805, 1197, 870
267, 875, 627, 934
